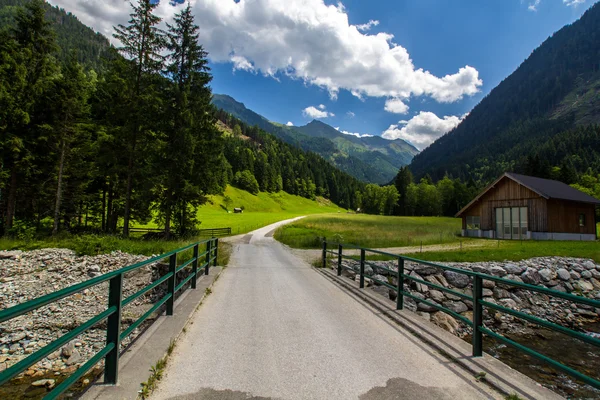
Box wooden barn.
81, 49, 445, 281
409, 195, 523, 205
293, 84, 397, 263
456, 172, 600, 241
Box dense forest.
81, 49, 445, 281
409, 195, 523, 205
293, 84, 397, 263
0, 0, 372, 238
410, 1, 600, 185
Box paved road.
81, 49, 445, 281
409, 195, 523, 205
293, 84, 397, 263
152, 218, 500, 400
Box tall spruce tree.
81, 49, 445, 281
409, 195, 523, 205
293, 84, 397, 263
113, 0, 165, 236
161, 3, 222, 235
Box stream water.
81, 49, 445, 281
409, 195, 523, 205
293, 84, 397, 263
484, 322, 600, 399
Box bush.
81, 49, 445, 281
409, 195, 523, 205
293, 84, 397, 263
232, 170, 260, 195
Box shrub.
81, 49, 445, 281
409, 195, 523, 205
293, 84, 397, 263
232, 170, 260, 195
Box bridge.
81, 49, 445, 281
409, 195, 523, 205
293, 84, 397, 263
1, 218, 598, 399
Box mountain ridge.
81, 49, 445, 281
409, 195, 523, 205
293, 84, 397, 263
409, 1, 600, 183
212, 94, 419, 184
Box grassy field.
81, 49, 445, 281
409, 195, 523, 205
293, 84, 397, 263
363, 239, 600, 263
135, 186, 344, 235
274, 214, 463, 249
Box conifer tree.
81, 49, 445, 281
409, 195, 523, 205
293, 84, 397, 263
113, 0, 165, 236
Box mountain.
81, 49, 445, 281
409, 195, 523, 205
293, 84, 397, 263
212, 94, 419, 184
0, 0, 112, 69
410, 2, 600, 183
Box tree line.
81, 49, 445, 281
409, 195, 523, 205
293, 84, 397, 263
0, 0, 370, 238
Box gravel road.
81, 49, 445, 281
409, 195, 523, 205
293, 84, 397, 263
152, 218, 500, 400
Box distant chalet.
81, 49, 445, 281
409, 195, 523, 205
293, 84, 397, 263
456, 172, 600, 241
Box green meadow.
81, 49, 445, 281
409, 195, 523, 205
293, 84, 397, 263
274, 214, 463, 249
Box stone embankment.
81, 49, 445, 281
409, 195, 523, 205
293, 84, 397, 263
0, 249, 166, 396
332, 256, 600, 336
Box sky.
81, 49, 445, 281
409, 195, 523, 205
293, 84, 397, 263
48, 0, 597, 149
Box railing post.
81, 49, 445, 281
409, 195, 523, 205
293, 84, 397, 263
205, 240, 211, 275
322, 240, 327, 269
359, 248, 365, 289
213, 238, 219, 267
472, 275, 483, 357
337, 244, 342, 276
167, 253, 176, 316
397, 258, 404, 310
104, 273, 123, 384
191, 244, 199, 289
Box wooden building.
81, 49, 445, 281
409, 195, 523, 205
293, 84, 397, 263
456, 172, 600, 241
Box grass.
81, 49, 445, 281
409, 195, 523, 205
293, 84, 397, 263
135, 185, 345, 235
274, 214, 462, 249
414, 239, 600, 263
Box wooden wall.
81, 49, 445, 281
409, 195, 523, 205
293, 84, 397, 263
461, 177, 547, 231
547, 200, 597, 234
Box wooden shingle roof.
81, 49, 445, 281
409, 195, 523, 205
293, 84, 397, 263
455, 172, 600, 217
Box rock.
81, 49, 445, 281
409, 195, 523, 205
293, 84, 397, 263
591, 269, 600, 279
61, 342, 74, 358
538, 269, 554, 282
413, 265, 439, 276
591, 278, 600, 290
443, 271, 470, 288
431, 312, 459, 334
388, 289, 397, 301
482, 288, 493, 297
581, 270, 592, 279
65, 349, 82, 366
499, 299, 518, 309
482, 280, 495, 289
557, 268, 571, 281
489, 266, 507, 277
428, 290, 445, 303
570, 271, 581, 280
471, 265, 488, 274
583, 260, 596, 270
574, 281, 594, 293
576, 309, 598, 318
504, 263, 524, 275
493, 287, 511, 299
8, 344, 20, 354
521, 268, 542, 285
372, 274, 386, 286
443, 301, 468, 314
32, 379, 55, 388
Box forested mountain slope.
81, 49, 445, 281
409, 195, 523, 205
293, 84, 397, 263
0, 0, 112, 69
410, 2, 600, 183
212, 94, 419, 184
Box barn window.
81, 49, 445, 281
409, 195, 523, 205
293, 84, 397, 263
579, 214, 586, 227
466, 216, 480, 230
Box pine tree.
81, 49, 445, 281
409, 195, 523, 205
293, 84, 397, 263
1, 0, 57, 234
161, 3, 221, 235
113, 0, 165, 236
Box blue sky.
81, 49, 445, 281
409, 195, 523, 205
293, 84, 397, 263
51, 0, 597, 148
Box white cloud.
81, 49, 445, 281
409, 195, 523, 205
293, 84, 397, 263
384, 98, 409, 114
334, 127, 373, 138
528, 0, 541, 11
356, 19, 379, 32
381, 111, 466, 149
563, 0, 585, 6
318, 104, 326, 110
347, 111, 355, 118
48, 0, 483, 105
303, 105, 334, 118
286, 121, 294, 126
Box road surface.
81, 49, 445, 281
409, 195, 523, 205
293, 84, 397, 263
152, 218, 500, 400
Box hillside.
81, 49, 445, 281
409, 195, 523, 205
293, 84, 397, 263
212, 94, 419, 184
0, 0, 112, 69
410, 2, 600, 183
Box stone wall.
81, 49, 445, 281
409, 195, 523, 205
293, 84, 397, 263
331, 256, 600, 336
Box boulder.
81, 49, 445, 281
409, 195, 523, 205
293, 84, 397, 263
482, 280, 496, 289
583, 260, 596, 270
538, 268, 554, 282
557, 268, 571, 281
570, 271, 581, 280
521, 268, 542, 285
499, 298, 518, 309
493, 288, 511, 299
413, 265, 439, 276
504, 263, 524, 275
581, 270, 592, 279
417, 301, 439, 312
431, 312, 460, 334
428, 290, 445, 303
443, 301, 468, 314
372, 274, 387, 286
489, 266, 507, 277
443, 271, 470, 288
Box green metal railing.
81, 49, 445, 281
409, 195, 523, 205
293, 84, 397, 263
0, 238, 219, 399
322, 240, 600, 389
